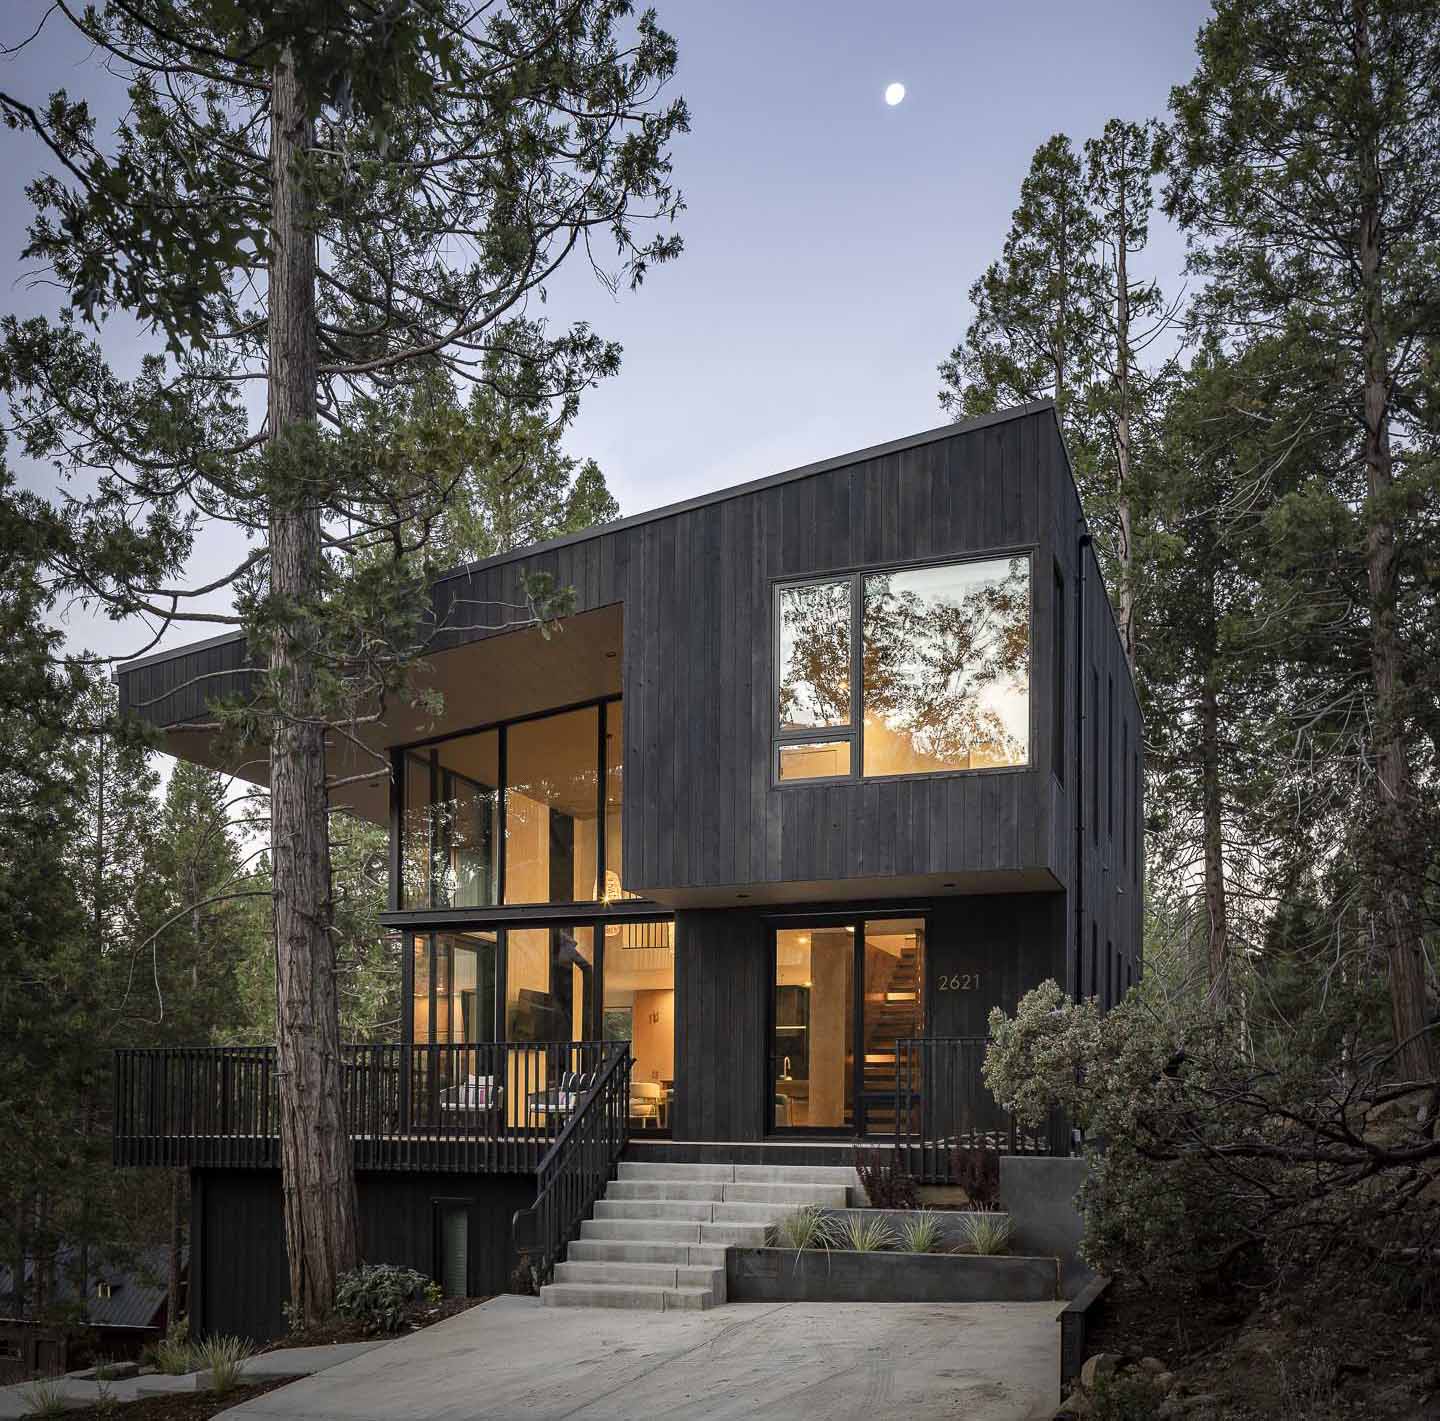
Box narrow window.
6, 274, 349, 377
1122, 718, 1130, 867
1089, 924, 1098, 1000
1091, 670, 1100, 842
1107, 674, 1115, 841
1134, 748, 1142, 885
1052, 565, 1065, 783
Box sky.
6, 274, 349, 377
0, 0, 1213, 663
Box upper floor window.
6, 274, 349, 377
399, 698, 623, 909
774, 553, 1031, 782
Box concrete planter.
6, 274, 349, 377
727, 1246, 1058, 1303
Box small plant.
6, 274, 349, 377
766, 1204, 837, 1252
93, 1377, 120, 1417
194, 1335, 254, 1396
855, 1146, 919, 1210
20, 1378, 68, 1418
152, 1334, 193, 1375
957, 1211, 1014, 1255
897, 1211, 946, 1253
835, 1213, 897, 1252
334, 1263, 441, 1335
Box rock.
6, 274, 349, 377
1153, 1371, 1177, 1394
1079, 1353, 1122, 1390
1056, 1388, 1093, 1418
1139, 1356, 1167, 1376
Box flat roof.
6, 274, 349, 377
119, 400, 1058, 675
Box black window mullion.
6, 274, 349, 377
851, 572, 863, 780
596, 702, 607, 902
497, 726, 508, 905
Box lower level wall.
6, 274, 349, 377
670, 893, 1067, 1143
190, 1169, 534, 1342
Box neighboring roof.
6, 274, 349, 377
0, 1245, 180, 1330
117, 400, 1059, 676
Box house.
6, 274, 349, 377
0, 1247, 180, 1376
113, 400, 1141, 1335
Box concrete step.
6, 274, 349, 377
553, 1259, 724, 1301
720, 1182, 849, 1206
540, 1282, 717, 1311
567, 1238, 729, 1268
605, 1180, 727, 1202
618, 1162, 736, 1182
697, 1222, 767, 1247
581, 1218, 703, 1243
618, 1161, 860, 1187
731, 1164, 859, 1186
593, 1199, 799, 1224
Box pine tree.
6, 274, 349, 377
1, 2, 687, 1321
1082, 119, 1170, 668
1167, 0, 1440, 1086
939, 135, 1102, 432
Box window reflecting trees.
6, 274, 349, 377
400, 700, 621, 908
773, 556, 1031, 780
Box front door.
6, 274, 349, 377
769, 916, 925, 1135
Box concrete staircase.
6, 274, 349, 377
540, 1159, 860, 1311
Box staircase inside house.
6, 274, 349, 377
860, 936, 924, 1135
540, 1159, 861, 1310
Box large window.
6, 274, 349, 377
399, 700, 622, 909
410, 931, 499, 1043
774, 554, 1031, 781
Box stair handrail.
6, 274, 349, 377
510, 1040, 632, 1290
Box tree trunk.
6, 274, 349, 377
1113, 190, 1136, 671
268, 51, 359, 1327
1354, 3, 1433, 1088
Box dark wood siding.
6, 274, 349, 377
190, 1169, 532, 1342
671, 909, 767, 1142
119, 405, 1143, 947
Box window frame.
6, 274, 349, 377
393, 693, 622, 911
771, 548, 1036, 787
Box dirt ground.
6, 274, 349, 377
1082, 1276, 1440, 1418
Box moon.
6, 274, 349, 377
884, 82, 906, 107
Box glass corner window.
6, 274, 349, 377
398, 698, 622, 909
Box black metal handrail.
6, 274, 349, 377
893, 1036, 1068, 1181
511, 1041, 631, 1288
112, 1041, 617, 1174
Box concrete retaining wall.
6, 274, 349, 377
998, 1156, 1089, 1293
727, 1247, 1058, 1303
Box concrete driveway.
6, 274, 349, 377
228, 1294, 1061, 1421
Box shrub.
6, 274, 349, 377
151, 1326, 193, 1376
333, 1263, 442, 1335
896, 1211, 946, 1254
20, 1378, 67, 1418
835, 1213, 896, 1252
766, 1205, 836, 1252
957, 1211, 1013, 1256
855, 1146, 919, 1210
947, 1145, 999, 1209
194, 1335, 254, 1395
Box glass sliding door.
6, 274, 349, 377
858, 918, 924, 1136
602, 918, 674, 1131
771, 915, 925, 1136
772, 926, 855, 1131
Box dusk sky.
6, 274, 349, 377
1, 0, 1212, 660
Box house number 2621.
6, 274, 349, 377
937, 973, 981, 992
